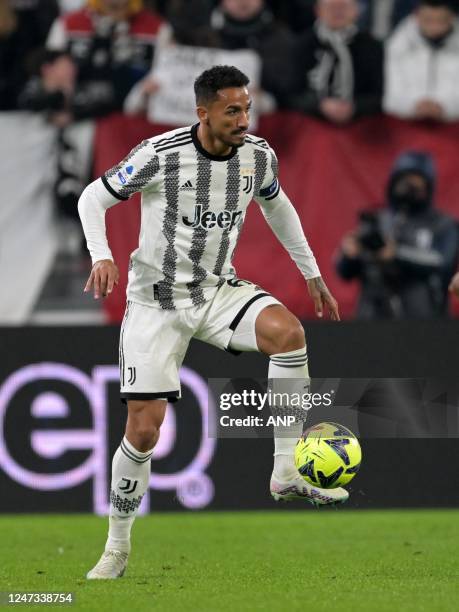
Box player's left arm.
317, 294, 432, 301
254, 147, 339, 320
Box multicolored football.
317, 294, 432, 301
295, 422, 362, 489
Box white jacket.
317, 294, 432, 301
384, 15, 459, 120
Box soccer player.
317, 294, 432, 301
78, 65, 348, 579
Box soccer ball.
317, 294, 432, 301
295, 422, 362, 489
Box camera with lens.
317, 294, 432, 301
357, 211, 386, 252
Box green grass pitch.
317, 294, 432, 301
0, 510, 458, 611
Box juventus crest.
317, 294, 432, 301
119, 478, 138, 495
127, 367, 136, 385
242, 175, 253, 194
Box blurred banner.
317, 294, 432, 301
149, 45, 261, 128
93, 113, 459, 323
1, 322, 459, 513
0, 113, 58, 324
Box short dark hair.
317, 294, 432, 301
419, 0, 459, 12
194, 65, 250, 104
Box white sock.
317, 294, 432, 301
269, 347, 309, 481
105, 436, 153, 554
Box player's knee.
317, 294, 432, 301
261, 316, 305, 355
276, 320, 305, 353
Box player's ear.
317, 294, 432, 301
196, 105, 208, 124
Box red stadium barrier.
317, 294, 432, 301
93, 112, 459, 323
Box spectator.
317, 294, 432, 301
18, 50, 77, 125
133, 0, 295, 112
359, 0, 419, 40
28, 0, 165, 243
267, 0, 317, 34
18, 49, 93, 237
161, 0, 217, 47
287, 0, 384, 123
123, 0, 218, 116
46, 0, 164, 117
0, 0, 59, 110
384, 0, 459, 121
210, 0, 297, 107
336, 151, 459, 319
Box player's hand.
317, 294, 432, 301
307, 276, 340, 321
449, 272, 459, 297
84, 259, 119, 299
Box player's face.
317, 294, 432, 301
205, 87, 252, 148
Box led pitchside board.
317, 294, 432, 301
0, 363, 217, 514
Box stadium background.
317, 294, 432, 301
4, 0, 459, 612
1, 3, 459, 606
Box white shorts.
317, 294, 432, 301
119, 280, 281, 403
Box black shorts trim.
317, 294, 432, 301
101, 175, 129, 201
229, 292, 272, 331
120, 391, 180, 404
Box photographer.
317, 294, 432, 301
336, 151, 459, 319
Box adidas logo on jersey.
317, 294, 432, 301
182, 204, 242, 230
180, 180, 194, 191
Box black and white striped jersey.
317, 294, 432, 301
93, 123, 320, 310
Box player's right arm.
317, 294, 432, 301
78, 178, 120, 299
78, 139, 160, 299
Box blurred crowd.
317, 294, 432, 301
3, 0, 459, 121
1, 0, 459, 319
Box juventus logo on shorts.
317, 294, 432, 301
127, 367, 136, 385
242, 175, 253, 194
119, 478, 138, 495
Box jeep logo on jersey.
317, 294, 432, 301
182, 205, 242, 230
